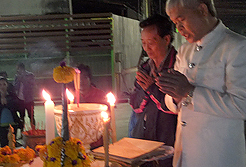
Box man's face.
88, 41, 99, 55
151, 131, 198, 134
166, 4, 205, 43
0, 80, 8, 93
141, 25, 169, 60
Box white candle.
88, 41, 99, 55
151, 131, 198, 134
106, 92, 117, 143
42, 90, 55, 145
101, 111, 110, 167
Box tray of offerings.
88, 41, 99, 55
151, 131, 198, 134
22, 129, 45, 150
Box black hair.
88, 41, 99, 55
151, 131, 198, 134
17, 62, 25, 70
77, 63, 92, 80
0, 71, 8, 78
140, 14, 174, 43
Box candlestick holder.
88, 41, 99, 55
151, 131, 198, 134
101, 110, 110, 167
103, 121, 110, 167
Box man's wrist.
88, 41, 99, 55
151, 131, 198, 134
182, 85, 195, 106
187, 86, 195, 98
172, 97, 182, 104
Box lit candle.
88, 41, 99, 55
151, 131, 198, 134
66, 88, 74, 110
42, 89, 55, 145
106, 92, 117, 143
66, 88, 74, 103
101, 110, 110, 167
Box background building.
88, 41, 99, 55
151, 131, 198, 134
0, 0, 244, 102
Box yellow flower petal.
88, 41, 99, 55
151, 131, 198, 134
36, 137, 91, 166
53, 66, 75, 83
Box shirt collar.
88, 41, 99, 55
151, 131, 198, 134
196, 20, 226, 47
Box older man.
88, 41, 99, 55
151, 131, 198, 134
129, 14, 177, 166
156, 0, 246, 166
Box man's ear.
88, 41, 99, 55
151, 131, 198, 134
164, 35, 171, 45
198, 3, 209, 16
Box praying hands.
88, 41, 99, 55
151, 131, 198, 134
155, 69, 195, 103
136, 70, 155, 91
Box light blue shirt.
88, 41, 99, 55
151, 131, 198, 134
1, 108, 14, 124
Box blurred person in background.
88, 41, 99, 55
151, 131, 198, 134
77, 63, 107, 105
0, 71, 15, 95
13, 63, 36, 131
77, 63, 107, 150
0, 77, 22, 146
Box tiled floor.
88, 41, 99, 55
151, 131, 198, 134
16, 102, 132, 144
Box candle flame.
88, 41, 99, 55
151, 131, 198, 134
106, 92, 116, 106
66, 89, 74, 102
101, 111, 110, 122
101, 105, 108, 112
42, 89, 51, 101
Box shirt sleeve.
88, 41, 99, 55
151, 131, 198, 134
146, 84, 177, 115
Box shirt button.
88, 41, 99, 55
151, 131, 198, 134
196, 45, 203, 51
181, 121, 187, 127
188, 63, 195, 69
182, 101, 188, 106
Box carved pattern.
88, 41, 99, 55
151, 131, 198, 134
54, 111, 103, 145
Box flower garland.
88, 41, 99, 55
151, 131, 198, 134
48, 62, 91, 166
35, 137, 91, 167
53, 61, 75, 84
0, 146, 35, 166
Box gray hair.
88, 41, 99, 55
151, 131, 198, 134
166, 0, 217, 17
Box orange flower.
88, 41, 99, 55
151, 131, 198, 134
15, 146, 35, 163
53, 62, 75, 84
3, 154, 20, 164
0, 146, 12, 155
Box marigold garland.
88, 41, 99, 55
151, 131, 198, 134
0, 146, 35, 166
50, 62, 91, 166
35, 137, 91, 167
53, 62, 75, 83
